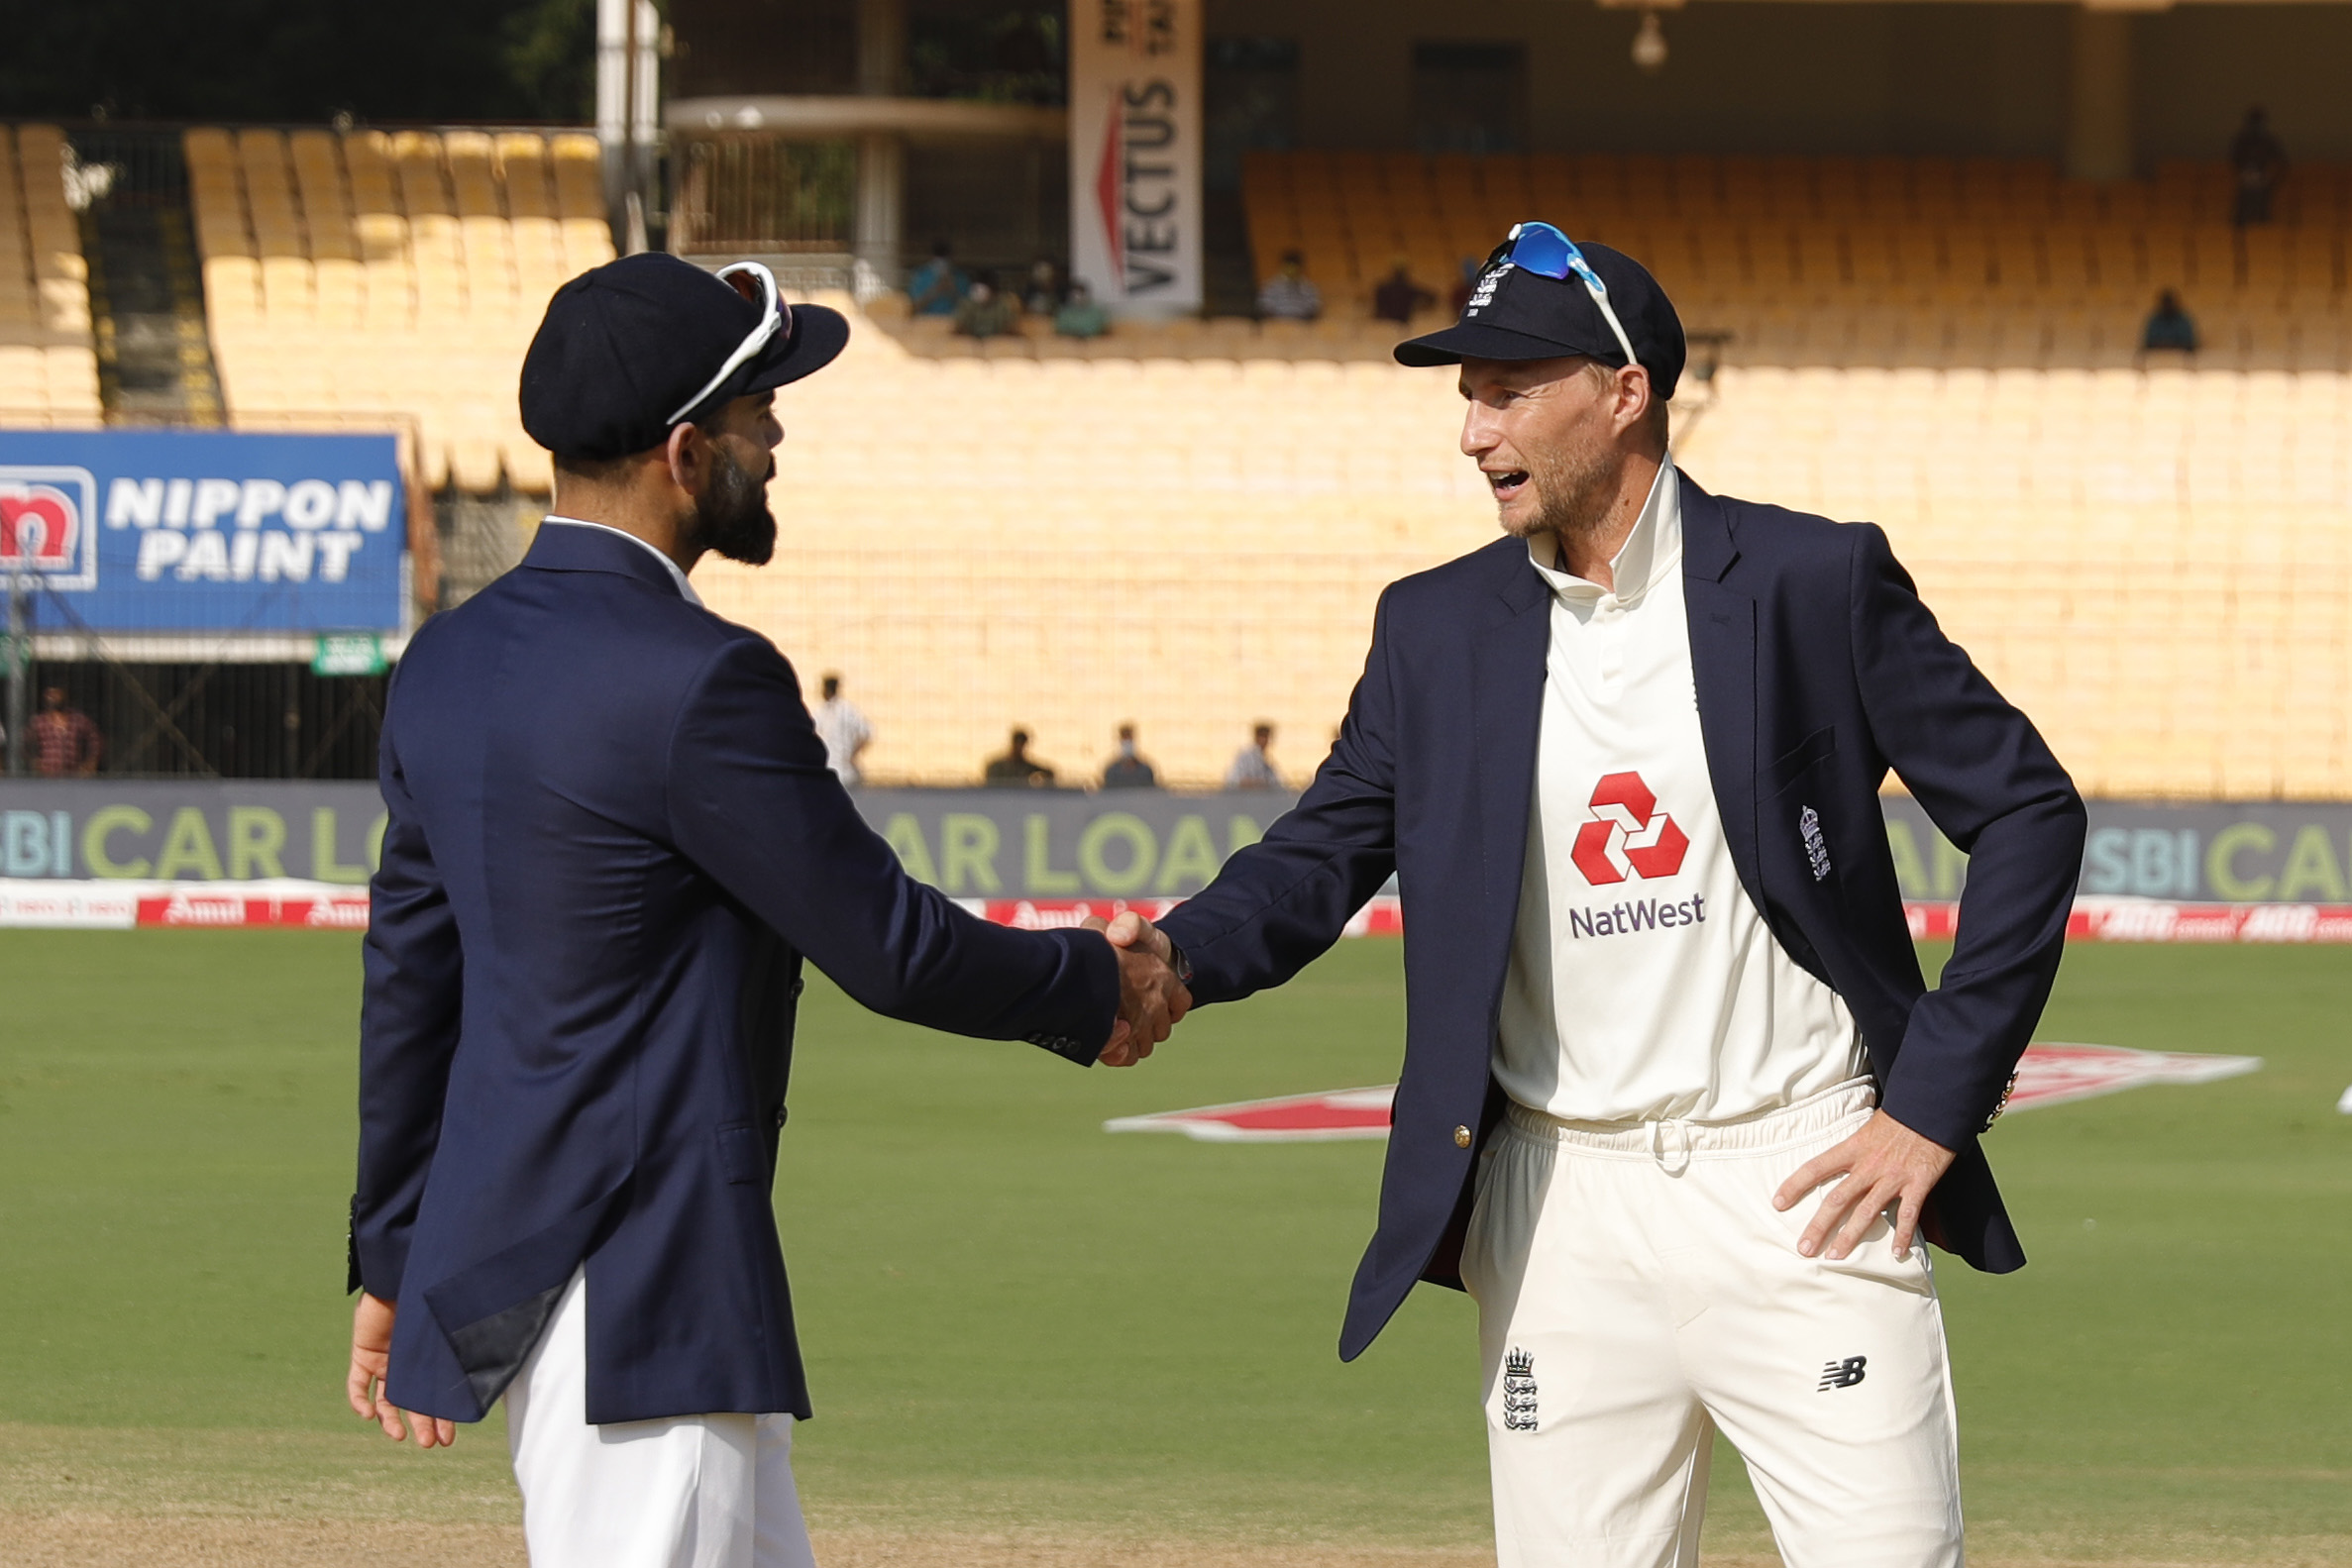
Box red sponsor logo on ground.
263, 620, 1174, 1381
1107, 1044, 2262, 1142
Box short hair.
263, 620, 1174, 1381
1581, 360, 1670, 451
820, 674, 841, 699
1253, 722, 1274, 741
1281, 249, 1304, 266
1011, 727, 1030, 747
1118, 723, 1135, 740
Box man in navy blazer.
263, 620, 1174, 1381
1120, 228, 2085, 1564
345, 255, 1186, 1568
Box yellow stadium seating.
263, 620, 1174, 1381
0, 125, 102, 420
1230, 151, 2349, 374
672, 281, 2352, 796
186, 126, 612, 492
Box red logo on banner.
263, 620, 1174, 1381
0, 482, 79, 569
1569, 772, 1690, 886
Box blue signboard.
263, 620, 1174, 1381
0, 428, 405, 633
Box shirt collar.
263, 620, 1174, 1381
540, 516, 703, 607
1526, 456, 1681, 609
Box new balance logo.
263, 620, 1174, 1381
1818, 1355, 1869, 1391
1502, 1347, 1539, 1431
1569, 772, 1690, 886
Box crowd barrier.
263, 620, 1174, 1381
8, 782, 2352, 941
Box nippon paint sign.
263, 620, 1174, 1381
0, 428, 405, 633
1068, 0, 1203, 314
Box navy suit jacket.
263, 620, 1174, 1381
353, 523, 1120, 1424
1158, 476, 2087, 1362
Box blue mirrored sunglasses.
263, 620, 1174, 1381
1485, 221, 1641, 371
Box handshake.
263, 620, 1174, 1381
1087, 911, 1190, 1068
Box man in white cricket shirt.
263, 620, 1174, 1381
1122, 223, 2087, 1566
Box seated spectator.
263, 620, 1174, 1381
984, 728, 1057, 788
2229, 107, 2287, 228
1448, 257, 1480, 315
908, 240, 967, 317
1101, 724, 1158, 789
32, 685, 102, 777
953, 278, 1020, 340
2142, 289, 2199, 355
1372, 261, 1434, 325
1021, 256, 1065, 315
1054, 279, 1110, 340
1225, 722, 1282, 790
1256, 251, 1322, 322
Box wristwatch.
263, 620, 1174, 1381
1168, 942, 1194, 988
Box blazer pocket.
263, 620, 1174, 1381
1762, 725, 1838, 797
714, 1121, 763, 1186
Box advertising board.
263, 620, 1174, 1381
1067, 0, 1204, 314
12, 780, 2352, 942
0, 428, 405, 633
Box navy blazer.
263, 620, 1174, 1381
1158, 476, 2087, 1362
354, 524, 1120, 1424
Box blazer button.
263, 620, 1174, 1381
1453, 1124, 1472, 1148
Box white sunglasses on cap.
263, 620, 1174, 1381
664, 261, 795, 427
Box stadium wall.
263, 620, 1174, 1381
1209, 0, 2352, 161
13, 782, 2352, 941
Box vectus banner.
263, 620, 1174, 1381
0, 428, 405, 633
1067, 0, 1203, 314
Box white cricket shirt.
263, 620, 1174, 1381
1494, 460, 1867, 1124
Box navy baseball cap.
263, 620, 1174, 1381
520, 253, 851, 461
1396, 232, 1686, 401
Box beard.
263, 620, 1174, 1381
689, 442, 778, 566
1510, 440, 1624, 549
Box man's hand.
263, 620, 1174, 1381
348, 1293, 457, 1448
1085, 912, 1191, 1067
1772, 1109, 1956, 1263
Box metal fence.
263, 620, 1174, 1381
669, 135, 857, 256
11, 656, 386, 781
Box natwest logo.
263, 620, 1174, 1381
1569, 772, 1689, 886
0, 466, 98, 589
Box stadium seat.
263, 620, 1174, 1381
0, 125, 101, 419
187, 125, 615, 493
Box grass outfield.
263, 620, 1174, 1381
0, 929, 2346, 1563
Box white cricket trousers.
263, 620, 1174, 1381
504, 1271, 818, 1568
1462, 1079, 1963, 1568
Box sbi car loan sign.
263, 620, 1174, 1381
1068, 0, 1203, 314
0, 429, 403, 633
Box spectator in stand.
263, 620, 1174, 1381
1054, 279, 1110, 340
1101, 724, 1158, 789
984, 727, 1057, 787
1372, 261, 1435, 325
1021, 257, 1065, 315
908, 239, 967, 317
809, 673, 872, 787
954, 277, 1021, 340
1256, 250, 1322, 322
2230, 107, 2288, 227
32, 685, 101, 777
1448, 257, 1480, 316
2141, 289, 2199, 355
1224, 722, 1281, 790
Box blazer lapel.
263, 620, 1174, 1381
1471, 555, 1550, 972
1680, 481, 1764, 911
